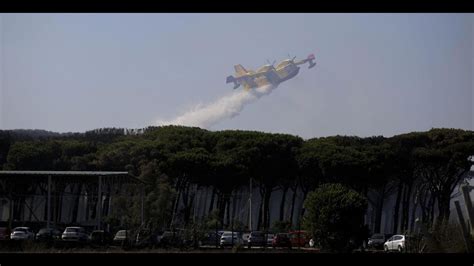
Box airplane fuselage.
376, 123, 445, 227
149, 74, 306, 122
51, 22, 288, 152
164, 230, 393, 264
276, 65, 300, 83
242, 64, 301, 90
227, 54, 315, 91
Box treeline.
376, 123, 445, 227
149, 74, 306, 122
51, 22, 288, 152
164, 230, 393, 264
0, 126, 473, 233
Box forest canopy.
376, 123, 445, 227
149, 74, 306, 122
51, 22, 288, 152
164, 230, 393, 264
1, 126, 473, 233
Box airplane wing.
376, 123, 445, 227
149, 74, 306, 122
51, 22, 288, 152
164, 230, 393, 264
244, 72, 268, 79
227, 73, 260, 90
228, 64, 273, 90
234, 65, 248, 76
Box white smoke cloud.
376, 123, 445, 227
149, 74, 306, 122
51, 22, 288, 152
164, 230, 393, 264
156, 84, 276, 129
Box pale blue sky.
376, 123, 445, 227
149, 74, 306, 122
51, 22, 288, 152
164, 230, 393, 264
0, 14, 472, 139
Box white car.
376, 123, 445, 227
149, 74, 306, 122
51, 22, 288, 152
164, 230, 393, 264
10, 227, 35, 240
62, 226, 88, 242
220, 231, 244, 247
383, 235, 406, 252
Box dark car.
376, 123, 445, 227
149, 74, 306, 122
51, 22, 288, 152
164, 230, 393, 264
152, 230, 165, 247
36, 227, 62, 242
199, 231, 222, 247
113, 230, 132, 246
367, 233, 386, 249
135, 229, 162, 248
89, 230, 113, 247
247, 231, 267, 248
160, 230, 185, 248
272, 233, 292, 248
0, 227, 11, 241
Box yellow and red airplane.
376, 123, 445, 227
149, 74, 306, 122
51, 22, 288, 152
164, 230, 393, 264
226, 54, 316, 91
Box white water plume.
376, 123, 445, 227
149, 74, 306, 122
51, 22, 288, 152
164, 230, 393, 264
157, 84, 276, 129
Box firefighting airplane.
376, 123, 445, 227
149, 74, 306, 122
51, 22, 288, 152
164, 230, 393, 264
226, 54, 316, 91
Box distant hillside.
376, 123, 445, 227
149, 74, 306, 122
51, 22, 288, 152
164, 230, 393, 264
1, 127, 146, 141
3, 129, 76, 140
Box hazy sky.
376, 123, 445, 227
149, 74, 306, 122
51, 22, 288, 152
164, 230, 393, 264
0, 14, 472, 139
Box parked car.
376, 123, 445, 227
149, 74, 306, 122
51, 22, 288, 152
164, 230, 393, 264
134, 229, 150, 248
220, 231, 244, 247
288, 230, 311, 247
266, 233, 274, 246
159, 231, 173, 247
134, 229, 163, 248
0, 227, 11, 241
36, 227, 62, 242
199, 231, 222, 246
89, 230, 112, 246
368, 233, 386, 249
160, 230, 184, 248
247, 231, 266, 247
383, 234, 406, 252
10, 227, 35, 240
272, 233, 292, 248
242, 232, 250, 242
61, 227, 88, 242
113, 230, 132, 246
152, 231, 165, 247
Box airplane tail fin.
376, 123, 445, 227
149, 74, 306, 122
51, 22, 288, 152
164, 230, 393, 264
226, 75, 240, 89
226, 75, 235, 84
234, 64, 248, 76
307, 54, 316, 69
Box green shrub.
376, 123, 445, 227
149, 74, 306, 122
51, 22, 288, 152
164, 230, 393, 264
302, 183, 367, 252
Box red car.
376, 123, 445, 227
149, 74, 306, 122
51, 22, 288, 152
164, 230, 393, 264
288, 230, 311, 247
0, 227, 11, 240
272, 233, 292, 248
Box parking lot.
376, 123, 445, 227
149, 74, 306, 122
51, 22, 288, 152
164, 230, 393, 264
0, 240, 324, 253
0, 226, 392, 253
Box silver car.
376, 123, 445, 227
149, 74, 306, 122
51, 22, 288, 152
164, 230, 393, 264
383, 235, 406, 252
266, 233, 274, 246
220, 231, 244, 247
10, 227, 35, 240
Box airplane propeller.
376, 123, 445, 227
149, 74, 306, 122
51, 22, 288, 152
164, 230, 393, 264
287, 54, 296, 61
266, 59, 276, 67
